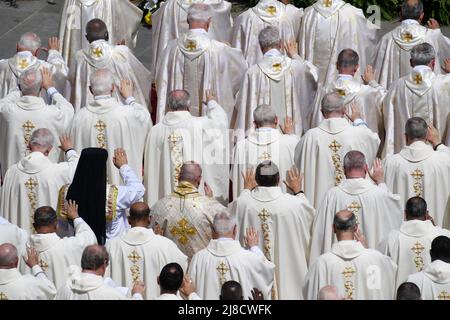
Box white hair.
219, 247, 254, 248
213, 211, 236, 236
18, 32, 42, 52
258, 26, 281, 50
410, 43, 436, 66
187, 4, 212, 24
167, 90, 191, 111
253, 105, 277, 126
318, 285, 342, 300
19, 68, 42, 96
89, 69, 114, 96
321, 92, 345, 113
30, 128, 55, 149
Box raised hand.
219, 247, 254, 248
368, 158, 384, 185
279, 117, 294, 135
131, 281, 146, 297
426, 124, 441, 148
244, 227, 259, 248
242, 167, 257, 190
180, 275, 196, 297
284, 39, 298, 58
354, 226, 368, 248
283, 166, 303, 194
249, 288, 264, 300
442, 57, 450, 74
119, 78, 133, 99
58, 134, 73, 152
361, 65, 375, 85
427, 18, 440, 30
40, 67, 54, 90
113, 148, 128, 169
344, 100, 363, 123
23, 246, 39, 268
205, 90, 217, 104
204, 182, 214, 198
66, 199, 80, 220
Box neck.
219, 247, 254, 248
160, 289, 178, 295
189, 23, 208, 31
324, 112, 344, 119
0, 265, 15, 270
407, 216, 426, 221
337, 232, 354, 241
256, 124, 277, 129
345, 171, 365, 179
36, 229, 55, 234
83, 269, 103, 277
406, 138, 425, 146
131, 222, 149, 228
338, 69, 355, 76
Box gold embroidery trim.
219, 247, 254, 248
0, 292, 8, 300
168, 131, 183, 186
411, 169, 424, 197
39, 259, 49, 272
411, 241, 425, 271
22, 120, 35, 154
413, 74, 423, 85
324, 0, 333, 7
94, 120, 107, 149
25, 177, 38, 232
401, 32, 413, 42
258, 208, 272, 261
258, 151, 271, 161
342, 266, 356, 300
128, 249, 142, 282
107, 185, 119, 222
438, 291, 450, 300
170, 218, 197, 245
329, 140, 343, 186
216, 261, 229, 286
347, 201, 361, 225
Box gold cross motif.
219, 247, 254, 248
128, 249, 141, 264
259, 151, 271, 161
413, 74, 423, 85
92, 47, 103, 58
347, 201, 361, 224
342, 266, 356, 278
39, 259, 49, 272
329, 140, 342, 153
258, 208, 270, 222
272, 63, 282, 72
130, 265, 140, 282
411, 169, 424, 197
18, 58, 29, 69
168, 132, 182, 143
323, 0, 333, 7
411, 241, 425, 255
94, 120, 107, 131
337, 89, 346, 97
402, 32, 414, 42
438, 291, 450, 300
170, 218, 197, 245
94, 120, 107, 149
0, 292, 8, 300
217, 261, 229, 285
25, 177, 38, 191
22, 120, 35, 152
22, 120, 35, 132
266, 5, 277, 15
185, 40, 197, 52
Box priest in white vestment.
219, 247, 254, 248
280, 0, 303, 39
231, 162, 315, 299
0, 218, 28, 270
188, 211, 275, 300
154, 263, 201, 300
144, 90, 229, 206
231, 0, 296, 66
0, 33, 69, 100
310, 151, 403, 263
55, 245, 145, 300
151, 162, 225, 260
151, 0, 233, 74
294, 92, 380, 208
0, 68, 74, 179
372, 0, 450, 89
58, 0, 142, 68
303, 210, 397, 300
383, 118, 450, 227
234, 26, 318, 135
0, 130, 78, 233
155, 4, 247, 122
310, 49, 386, 136
298, 0, 377, 86
231, 106, 299, 199
0, 244, 56, 300
407, 236, 450, 300
71, 18, 151, 111
378, 197, 450, 288
382, 43, 450, 156
71, 69, 152, 185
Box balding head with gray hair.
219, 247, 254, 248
29, 128, 55, 154
253, 105, 277, 128
0, 243, 19, 269
187, 3, 212, 29
89, 69, 114, 96
167, 90, 191, 111
343, 150, 367, 177
410, 43, 435, 67
258, 26, 281, 52
17, 32, 42, 55
19, 68, 42, 96
401, 0, 424, 21
178, 161, 202, 187
333, 210, 357, 237
405, 117, 427, 143
213, 211, 237, 238
321, 92, 345, 117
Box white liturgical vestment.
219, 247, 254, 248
407, 260, 450, 300
0, 218, 28, 266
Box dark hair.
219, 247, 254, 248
396, 282, 421, 300
81, 245, 109, 270
430, 236, 450, 263
159, 263, 184, 292
337, 49, 359, 68
405, 197, 427, 220
401, 1, 423, 20
255, 161, 279, 187
129, 202, 150, 221
405, 117, 427, 140
333, 212, 357, 231
33, 206, 57, 227
86, 18, 108, 42
220, 281, 243, 300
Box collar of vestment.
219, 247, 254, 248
172, 181, 200, 199
313, 0, 346, 18
252, 0, 286, 24
258, 55, 292, 81
178, 30, 211, 60
392, 22, 427, 51
247, 127, 281, 145
16, 95, 46, 110
0, 268, 22, 285
404, 65, 436, 97
399, 140, 434, 162
331, 74, 362, 98
251, 186, 283, 202
68, 271, 105, 292
157, 293, 182, 300
318, 117, 350, 134
8, 51, 40, 77
400, 219, 435, 237
161, 110, 191, 126
207, 239, 243, 256
78, 0, 100, 6
331, 240, 365, 259
86, 97, 120, 114
338, 178, 377, 195
423, 260, 450, 284
29, 232, 61, 252
121, 227, 155, 245
83, 39, 113, 68
18, 151, 53, 174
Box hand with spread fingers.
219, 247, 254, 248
58, 134, 73, 152
354, 227, 368, 248
284, 39, 298, 58
369, 158, 384, 185
361, 65, 375, 85
119, 78, 134, 99
344, 100, 362, 123
244, 227, 259, 248
204, 182, 214, 198
23, 246, 40, 268
242, 168, 257, 191
249, 288, 264, 300
180, 276, 196, 297
283, 166, 303, 194
280, 117, 294, 135
113, 148, 128, 169
66, 199, 80, 220
40, 67, 54, 90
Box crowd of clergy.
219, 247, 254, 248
1, 0, 450, 300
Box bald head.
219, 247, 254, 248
321, 92, 346, 118
81, 245, 109, 275
0, 244, 19, 269
220, 281, 243, 300
86, 19, 108, 43
19, 68, 42, 96
129, 202, 151, 227
318, 285, 342, 300
187, 3, 212, 30
167, 90, 190, 112
89, 69, 114, 96
178, 161, 202, 187
17, 32, 42, 55
343, 151, 368, 178
333, 210, 357, 239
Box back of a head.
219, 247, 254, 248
29, 128, 54, 151
337, 49, 359, 70
167, 90, 190, 111
18, 32, 42, 53
321, 92, 345, 115
0, 243, 18, 269
258, 26, 281, 50
405, 117, 427, 141
396, 282, 421, 300
213, 211, 236, 237
318, 285, 342, 300
253, 105, 277, 127
255, 160, 280, 187
333, 210, 357, 233
178, 161, 202, 185
405, 196, 427, 220
220, 281, 243, 300
159, 263, 184, 292
81, 245, 109, 271
33, 206, 57, 229
401, 0, 423, 21
430, 236, 450, 263
19, 68, 42, 96
129, 202, 150, 222
187, 3, 212, 24
89, 69, 114, 96
410, 43, 436, 67
343, 151, 366, 173
86, 18, 108, 43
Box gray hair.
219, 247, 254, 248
18, 32, 42, 52
401, 0, 423, 20
321, 92, 345, 113
258, 26, 281, 50
343, 150, 366, 172
19, 68, 42, 96
167, 90, 191, 111
333, 211, 357, 231
81, 245, 109, 271
30, 128, 55, 149
410, 43, 435, 66
405, 117, 427, 140
318, 285, 341, 300
89, 69, 114, 96
178, 161, 202, 184
0, 243, 18, 268
253, 105, 277, 126
337, 49, 359, 68
213, 211, 236, 236
187, 4, 212, 24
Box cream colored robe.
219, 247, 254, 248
58, 0, 142, 69
310, 178, 403, 264
188, 239, 275, 300
0, 266, 56, 300
70, 97, 152, 185
284, 3, 303, 39
303, 240, 397, 300
309, 75, 386, 136
71, 40, 151, 111
155, 29, 247, 123
0, 92, 74, 178
294, 117, 380, 208
151, 0, 233, 74
407, 260, 450, 300
231, 0, 296, 66
233, 51, 318, 135
378, 220, 450, 288
231, 187, 315, 300
144, 102, 229, 206
383, 141, 450, 228
372, 20, 450, 89
298, 0, 377, 86
0, 151, 79, 233
0, 218, 28, 267
105, 227, 188, 300
382, 66, 450, 156
231, 128, 299, 199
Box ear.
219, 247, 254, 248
89, 86, 94, 96
274, 116, 279, 126
232, 225, 237, 238
157, 276, 160, 285
355, 64, 360, 73
47, 145, 53, 155
419, 12, 424, 23
410, 59, 414, 68
332, 224, 336, 234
